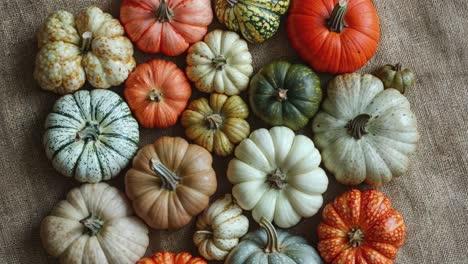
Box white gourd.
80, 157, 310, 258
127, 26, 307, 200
186, 29, 253, 95
193, 194, 249, 260
40, 183, 149, 264
227, 126, 328, 228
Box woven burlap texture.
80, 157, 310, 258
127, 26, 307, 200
1, 0, 467, 263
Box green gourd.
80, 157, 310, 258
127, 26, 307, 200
376, 63, 415, 93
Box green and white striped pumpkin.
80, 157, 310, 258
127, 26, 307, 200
44, 89, 139, 183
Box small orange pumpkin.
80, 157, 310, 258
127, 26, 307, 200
124, 59, 191, 128
138, 252, 207, 264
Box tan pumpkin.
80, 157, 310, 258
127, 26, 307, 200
181, 93, 250, 157
125, 136, 217, 230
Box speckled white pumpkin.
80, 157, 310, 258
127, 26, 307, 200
41, 183, 149, 264
186, 29, 253, 95
34, 6, 136, 94
312, 73, 419, 186
44, 89, 139, 183
193, 194, 249, 260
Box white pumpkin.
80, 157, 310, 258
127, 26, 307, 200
34, 6, 136, 94
44, 89, 139, 183
186, 29, 253, 95
40, 183, 149, 264
227, 126, 328, 228
193, 194, 249, 260
312, 73, 419, 186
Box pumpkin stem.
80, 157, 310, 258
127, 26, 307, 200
80, 214, 104, 236
150, 158, 181, 191
80, 31, 93, 52
194, 230, 213, 237
156, 0, 174, 22
348, 228, 365, 248
225, 0, 239, 7
76, 122, 100, 142
328, 0, 348, 33
395, 63, 402, 72
206, 113, 224, 129
267, 168, 287, 189
212, 55, 227, 69
149, 90, 163, 102
259, 217, 281, 253
276, 89, 288, 102
345, 114, 371, 139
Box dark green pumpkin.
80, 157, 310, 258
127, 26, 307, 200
249, 61, 322, 130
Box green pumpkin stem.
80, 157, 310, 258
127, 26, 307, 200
149, 89, 163, 102
76, 123, 100, 141
80, 31, 93, 52
206, 113, 224, 129
156, 0, 174, 22
328, 0, 348, 33
395, 63, 402, 72
348, 228, 365, 248
225, 0, 239, 7
150, 158, 181, 191
212, 55, 227, 69
80, 214, 104, 236
268, 168, 287, 189
345, 114, 371, 139
259, 217, 281, 253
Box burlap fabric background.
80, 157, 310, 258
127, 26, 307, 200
0, 0, 467, 263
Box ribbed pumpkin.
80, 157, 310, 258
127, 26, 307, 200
124, 59, 191, 128
125, 137, 217, 230
120, 0, 213, 56
288, 0, 380, 74
44, 89, 139, 183
138, 252, 207, 264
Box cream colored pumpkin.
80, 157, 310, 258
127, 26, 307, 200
227, 126, 328, 228
312, 73, 419, 186
34, 6, 135, 94
186, 29, 253, 95
193, 194, 249, 261
40, 183, 149, 264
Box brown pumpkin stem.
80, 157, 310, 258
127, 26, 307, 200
348, 228, 365, 248
267, 168, 287, 189
259, 217, 281, 253
76, 122, 100, 142
80, 31, 93, 52
225, 0, 239, 7
156, 0, 174, 22
206, 113, 223, 129
150, 158, 181, 191
80, 214, 104, 236
212, 55, 227, 69
395, 63, 402, 72
345, 114, 371, 139
276, 89, 288, 102
149, 90, 163, 102
328, 0, 348, 33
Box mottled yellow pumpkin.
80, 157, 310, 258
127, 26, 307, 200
181, 93, 250, 157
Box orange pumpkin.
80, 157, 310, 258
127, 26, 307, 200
138, 252, 207, 264
287, 0, 380, 74
120, 0, 213, 56
125, 136, 217, 230
318, 189, 405, 264
124, 59, 191, 128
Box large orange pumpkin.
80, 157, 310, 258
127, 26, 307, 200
125, 59, 191, 128
318, 189, 405, 264
287, 0, 380, 74
138, 252, 207, 264
120, 0, 213, 56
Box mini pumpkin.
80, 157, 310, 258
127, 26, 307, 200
249, 61, 322, 131
312, 73, 419, 186
41, 183, 149, 264
318, 189, 406, 264
193, 194, 249, 260
215, 0, 290, 43
125, 59, 192, 128
35, 6, 135, 94
120, 0, 213, 56
138, 252, 207, 264
227, 126, 328, 228
225, 217, 323, 264
186, 29, 253, 95
181, 93, 250, 157
376, 63, 416, 93
125, 136, 217, 230
44, 89, 139, 183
